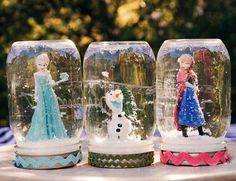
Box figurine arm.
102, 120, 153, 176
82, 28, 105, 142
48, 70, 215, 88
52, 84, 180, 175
34, 73, 38, 102
190, 70, 199, 94
53, 79, 65, 86
56, 72, 69, 86
47, 73, 56, 87
48, 72, 69, 87
177, 71, 186, 88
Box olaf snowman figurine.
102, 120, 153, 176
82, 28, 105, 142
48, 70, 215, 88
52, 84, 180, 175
105, 89, 132, 140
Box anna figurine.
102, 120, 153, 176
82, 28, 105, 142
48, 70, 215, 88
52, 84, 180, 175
174, 54, 208, 137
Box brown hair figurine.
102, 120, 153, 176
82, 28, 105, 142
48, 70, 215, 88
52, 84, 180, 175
174, 54, 208, 137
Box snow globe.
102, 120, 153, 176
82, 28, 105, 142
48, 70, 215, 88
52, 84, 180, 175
6, 40, 83, 169
156, 39, 231, 166
83, 41, 156, 168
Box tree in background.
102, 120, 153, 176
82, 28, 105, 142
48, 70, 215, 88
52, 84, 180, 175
0, 0, 236, 126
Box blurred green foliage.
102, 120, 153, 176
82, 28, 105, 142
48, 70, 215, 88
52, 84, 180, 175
0, 0, 236, 126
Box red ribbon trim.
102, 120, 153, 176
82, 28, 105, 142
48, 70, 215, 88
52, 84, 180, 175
160, 150, 229, 166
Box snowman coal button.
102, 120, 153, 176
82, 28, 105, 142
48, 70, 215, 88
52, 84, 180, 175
117, 124, 122, 127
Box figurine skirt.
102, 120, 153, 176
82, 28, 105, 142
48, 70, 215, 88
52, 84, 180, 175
25, 75, 67, 141
178, 86, 205, 127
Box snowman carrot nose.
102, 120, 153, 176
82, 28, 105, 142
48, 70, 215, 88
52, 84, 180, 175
115, 92, 120, 98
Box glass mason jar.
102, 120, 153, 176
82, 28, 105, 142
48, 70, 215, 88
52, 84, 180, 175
6, 40, 83, 169
156, 39, 231, 166
83, 41, 156, 168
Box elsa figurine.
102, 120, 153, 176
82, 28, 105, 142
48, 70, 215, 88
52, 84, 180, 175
174, 54, 208, 137
25, 53, 69, 142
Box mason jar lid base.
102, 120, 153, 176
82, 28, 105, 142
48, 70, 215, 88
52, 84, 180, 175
16, 138, 81, 155
160, 149, 229, 166
88, 151, 154, 168
161, 136, 227, 152
15, 149, 82, 169
89, 139, 154, 154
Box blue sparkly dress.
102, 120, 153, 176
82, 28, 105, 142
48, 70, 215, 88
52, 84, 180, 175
178, 77, 205, 127
25, 73, 68, 142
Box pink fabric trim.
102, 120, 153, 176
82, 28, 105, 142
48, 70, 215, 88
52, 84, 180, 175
160, 150, 229, 166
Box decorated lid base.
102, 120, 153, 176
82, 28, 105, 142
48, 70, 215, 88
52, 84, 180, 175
88, 151, 154, 168
14, 138, 82, 169
88, 139, 154, 168
160, 135, 229, 166
160, 150, 229, 166
15, 150, 82, 169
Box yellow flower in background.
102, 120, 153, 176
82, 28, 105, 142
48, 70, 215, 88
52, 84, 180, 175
1, 0, 16, 8
27, 17, 46, 39
59, 7, 71, 15
116, 0, 144, 28
45, 17, 68, 34
79, 36, 93, 47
